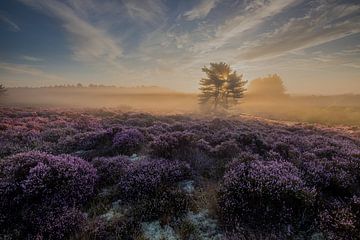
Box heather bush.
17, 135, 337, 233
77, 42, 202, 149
301, 156, 360, 196
0, 151, 97, 239
117, 158, 191, 201
211, 139, 240, 159
92, 156, 131, 187
149, 131, 196, 158
24, 206, 86, 240
112, 128, 145, 155
218, 160, 316, 230
131, 189, 190, 222
57, 129, 114, 154
79, 216, 137, 240
1, 108, 359, 238
319, 199, 360, 239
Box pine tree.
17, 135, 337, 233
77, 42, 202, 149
199, 62, 246, 111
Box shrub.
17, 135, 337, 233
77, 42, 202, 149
92, 156, 131, 187
79, 216, 137, 240
149, 131, 195, 158
24, 206, 86, 240
211, 139, 240, 159
319, 199, 359, 239
57, 129, 114, 153
0, 151, 97, 239
301, 156, 360, 196
117, 158, 191, 201
218, 160, 315, 230
131, 189, 190, 222
112, 128, 144, 155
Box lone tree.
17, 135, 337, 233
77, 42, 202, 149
199, 62, 246, 110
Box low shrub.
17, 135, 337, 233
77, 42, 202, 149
211, 139, 240, 159
92, 156, 131, 187
0, 151, 97, 239
112, 128, 145, 155
117, 158, 191, 201
218, 160, 316, 230
149, 131, 196, 159
79, 216, 137, 240
319, 199, 359, 240
301, 156, 360, 196
131, 189, 190, 222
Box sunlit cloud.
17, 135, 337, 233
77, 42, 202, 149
124, 0, 167, 25
183, 0, 218, 21
239, 1, 360, 61
194, 0, 301, 53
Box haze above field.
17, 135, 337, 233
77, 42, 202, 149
0, 0, 360, 95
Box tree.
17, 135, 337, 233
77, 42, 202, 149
247, 74, 286, 98
0, 84, 6, 94
199, 62, 246, 110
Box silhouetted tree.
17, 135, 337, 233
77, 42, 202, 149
247, 74, 287, 98
199, 62, 246, 110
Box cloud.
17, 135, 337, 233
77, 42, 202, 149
21, 55, 44, 62
194, 0, 300, 52
0, 13, 20, 32
183, 0, 218, 21
239, 1, 360, 61
123, 0, 166, 25
0, 62, 65, 81
20, 0, 123, 65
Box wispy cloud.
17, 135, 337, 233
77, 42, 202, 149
183, 0, 218, 21
21, 55, 43, 62
20, 0, 123, 65
239, 1, 360, 61
0, 13, 20, 32
0, 62, 65, 81
195, 0, 301, 53
124, 0, 167, 25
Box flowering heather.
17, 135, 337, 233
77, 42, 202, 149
318, 198, 360, 239
149, 131, 196, 158
218, 160, 316, 229
118, 158, 191, 201
0, 151, 97, 239
0, 108, 359, 239
92, 155, 131, 187
112, 128, 145, 155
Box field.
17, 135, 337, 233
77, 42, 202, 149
1, 107, 359, 239
2, 87, 360, 127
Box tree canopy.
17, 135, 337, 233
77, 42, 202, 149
247, 74, 286, 98
199, 62, 246, 111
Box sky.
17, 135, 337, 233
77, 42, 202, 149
0, 0, 359, 95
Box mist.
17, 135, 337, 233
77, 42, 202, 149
1, 85, 359, 126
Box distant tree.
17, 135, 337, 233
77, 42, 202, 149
76, 83, 83, 88
247, 74, 287, 98
199, 62, 246, 111
0, 84, 6, 94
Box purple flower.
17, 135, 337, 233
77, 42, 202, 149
112, 128, 145, 155
218, 160, 316, 229
0, 151, 97, 239
118, 158, 191, 201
